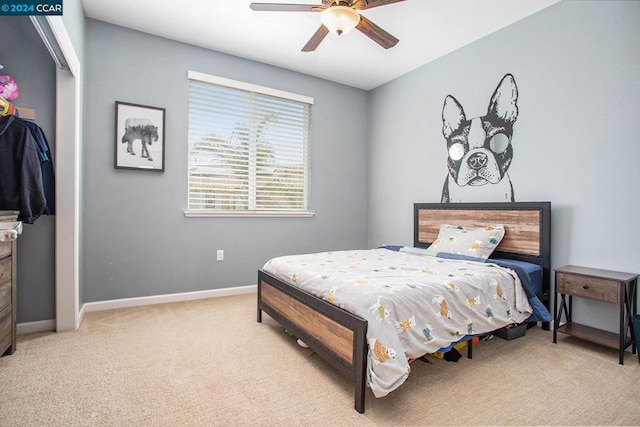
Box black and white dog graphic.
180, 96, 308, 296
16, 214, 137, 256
441, 74, 518, 203
121, 118, 159, 161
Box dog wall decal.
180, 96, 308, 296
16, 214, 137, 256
441, 74, 519, 203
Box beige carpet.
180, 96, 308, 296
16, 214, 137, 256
1, 293, 639, 426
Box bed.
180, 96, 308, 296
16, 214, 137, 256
257, 202, 551, 413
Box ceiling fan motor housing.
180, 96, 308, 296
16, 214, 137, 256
321, 5, 361, 36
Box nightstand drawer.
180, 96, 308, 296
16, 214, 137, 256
556, 272, 619, 303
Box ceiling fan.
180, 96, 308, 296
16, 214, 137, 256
249, 0, 406, 52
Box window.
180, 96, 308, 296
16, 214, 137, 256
186, 71, 313, 217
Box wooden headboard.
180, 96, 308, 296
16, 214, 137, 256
414, 202, 551, 317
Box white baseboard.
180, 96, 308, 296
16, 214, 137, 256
81, 285, 256, 314
19, 285, 257, 335
16, 319, 56, 335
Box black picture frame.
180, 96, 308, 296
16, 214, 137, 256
114, 101, 165, 172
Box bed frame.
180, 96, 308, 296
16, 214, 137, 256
257, 201, 551, 414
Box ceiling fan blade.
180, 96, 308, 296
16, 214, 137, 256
359, 0, 406, 10
355, 15, 399, 49
250, 3, 325, 12
301, 25, 329, 52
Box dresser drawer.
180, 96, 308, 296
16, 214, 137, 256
0, 241, 10, 259
0, 256, 11, 285
0, 281, 10, 311
0, 305, 11, 343
556, 272, 619, 303
0, 333, 10, 355
0, 256, 11, 313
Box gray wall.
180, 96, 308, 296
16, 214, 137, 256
82, 20, 369, 302
0, 17, 56, 323
367, 0, 640, 333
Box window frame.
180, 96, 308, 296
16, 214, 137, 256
184, 71, 314, 218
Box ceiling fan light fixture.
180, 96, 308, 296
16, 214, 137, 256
320, 6, 360, 36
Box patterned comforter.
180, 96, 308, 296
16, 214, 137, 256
262, 248, 532, 398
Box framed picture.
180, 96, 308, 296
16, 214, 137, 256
114, 101, 166, 171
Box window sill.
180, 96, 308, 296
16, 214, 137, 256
184, 210, 315, 218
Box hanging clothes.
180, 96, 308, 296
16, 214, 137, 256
14, 117, 55, 215
0, 115, 47, 223
0, 95, 18, 116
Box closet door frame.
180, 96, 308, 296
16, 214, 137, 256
33, 16, 81, 332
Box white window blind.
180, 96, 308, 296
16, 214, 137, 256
187, 71, 313, 216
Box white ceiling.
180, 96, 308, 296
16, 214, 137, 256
81, 0, 559, 90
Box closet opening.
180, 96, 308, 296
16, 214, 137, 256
30, 16, 81, 332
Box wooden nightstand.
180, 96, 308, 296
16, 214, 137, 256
553, 265, 638, 364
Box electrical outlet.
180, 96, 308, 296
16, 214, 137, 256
216, 250, 224, 261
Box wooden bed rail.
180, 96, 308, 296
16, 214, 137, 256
257, 270, 368, 413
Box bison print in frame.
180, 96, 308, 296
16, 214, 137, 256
115, 101, 166, 172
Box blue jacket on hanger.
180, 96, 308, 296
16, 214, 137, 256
0, 115, 47, 223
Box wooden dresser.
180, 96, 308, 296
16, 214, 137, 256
1, 211, 19, 356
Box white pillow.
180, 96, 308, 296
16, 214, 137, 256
424, 224, 505, 260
